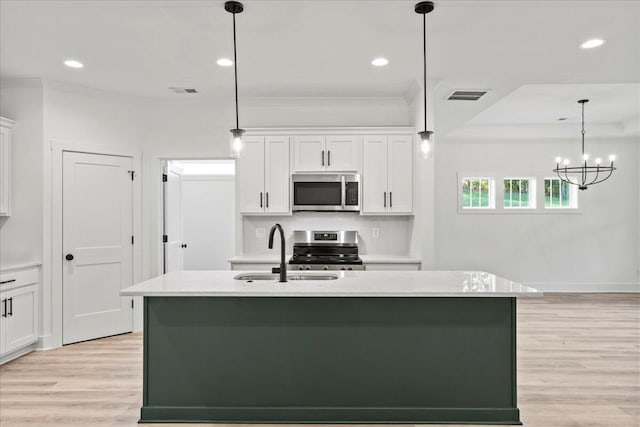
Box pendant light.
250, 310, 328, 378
553, 99, 616, 190
225, 1, 244, 158
415, 1, 435, 159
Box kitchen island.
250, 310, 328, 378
121, 270, 541, 425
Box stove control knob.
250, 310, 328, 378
348, 267, 353, 271
298, 265, 304, 270
341, 267, 346, 271
306, 266, 311, 270
323, 265, 329, 271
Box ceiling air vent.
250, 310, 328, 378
169, 87, 198, 94
447, 90, 487, 101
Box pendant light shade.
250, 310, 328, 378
415, 1, 435, 159
225, 1, 244, 158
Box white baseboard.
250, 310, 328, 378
526, 282, 640, 293
37, 334, 55, 351
1, 343, 37, 365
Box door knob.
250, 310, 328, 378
65, 254, 74, 261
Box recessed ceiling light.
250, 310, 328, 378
217, 58, 233, 67
64, 59, 84, 69
371, 57, 389, 67
580, 38, 605, 49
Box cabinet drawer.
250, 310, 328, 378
0, 267, 39, 291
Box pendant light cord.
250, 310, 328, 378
233, 11, 239, 130
581, 101, 585, 157
423, 12, 427, 132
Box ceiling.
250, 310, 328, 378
1, 0, 639, 136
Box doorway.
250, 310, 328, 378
62, 151, 134, 345
163, 160, 236, 273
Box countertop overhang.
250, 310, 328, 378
121, 270, 542, 298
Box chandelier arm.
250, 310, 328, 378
587, 167, 601, 186
558, 169, 579, 187
589, 168, 615, 185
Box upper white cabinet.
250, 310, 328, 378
238, 135, 290, 215
362, 135, 413, 214
0, 117, 14, 217
293, 135, 360, 172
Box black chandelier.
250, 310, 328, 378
415, 1, 435, 159
225, 1, 244, 158
553, 99, 616, 191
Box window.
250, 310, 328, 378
462, 178, 493, 209
504, 178, 535, 209
544, 178, 575, 208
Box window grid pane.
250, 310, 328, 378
504, 178, 532, 208
462, 178, 491, 209
545, 178, 573, 208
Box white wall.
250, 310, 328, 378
434, 137, 640, 291
243, 213, 413, 256
182, 175, 235, 270
0, 80, 43, 265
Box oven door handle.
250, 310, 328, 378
341, 175, 346, 210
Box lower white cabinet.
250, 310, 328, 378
0, 266, 39, 364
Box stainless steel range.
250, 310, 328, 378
288, 230, 365, 271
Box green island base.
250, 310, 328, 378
140, 296, 521, 425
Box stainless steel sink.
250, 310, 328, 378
234, 273, 338, 281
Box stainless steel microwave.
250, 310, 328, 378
291, 173, 360, 212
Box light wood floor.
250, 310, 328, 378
0, 294, 638, 427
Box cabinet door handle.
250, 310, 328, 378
1, 299, 6, 318
321, 150, 325, 166
0, 279, 16, 285
266, 192, 269, 208
383, 192, 387, 208
8, 297, 12, 316
328, 150, 331, 166
390, 192, 393, 208
260, 192, 263, 208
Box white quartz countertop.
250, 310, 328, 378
0, 261, 42, 273
121, 270, 542, 298
228, 255, 421, 264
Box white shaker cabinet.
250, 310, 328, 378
1, 265, 39, 364
237, 136, 290, 215
293, 135, 360, 172
362, 135, 413, 214
0, 117, 14, 217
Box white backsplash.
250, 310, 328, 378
243, 213, 414, 255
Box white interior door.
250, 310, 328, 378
164, 163, 184, 272
182, 175, 235, 270
62, 152, 133, 345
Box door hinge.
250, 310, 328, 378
162, 173, 167, 182
128, 170, 135, 180
131, 235, 134, 245
163, 235, 168, 243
